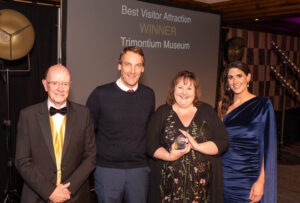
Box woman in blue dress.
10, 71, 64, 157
219, 61, 277, 203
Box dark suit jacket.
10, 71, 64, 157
15, 100, 96, 203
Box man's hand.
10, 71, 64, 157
49, 182, 71, 203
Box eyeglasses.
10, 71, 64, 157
47, 81, 71, 88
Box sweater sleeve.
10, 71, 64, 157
201, 103, 228, 203
146, 105, 169, 157
86, 87, 101, 131
202, 103, 229, 155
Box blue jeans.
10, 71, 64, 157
94, 166, 150, 203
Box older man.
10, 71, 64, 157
15, 64, 96, 203
86, 46, 155, 203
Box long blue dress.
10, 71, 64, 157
222, 96, 277, 203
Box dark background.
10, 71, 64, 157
0, 0, 58, 201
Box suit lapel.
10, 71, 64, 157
38, 100, 56, 164
62, 101, 75, 159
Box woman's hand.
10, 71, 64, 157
248, 180, 264, 203
168, 142, 191, 161
153, 144, 191, 162
179, 129, 219, 155
179, 129, 198, 150
249, 156, 265, 202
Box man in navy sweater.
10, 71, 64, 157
86, 46, 155, 203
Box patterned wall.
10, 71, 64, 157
226, 28, 300, 111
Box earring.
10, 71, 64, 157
227, 87, 231, 91
247, 83, 249, 87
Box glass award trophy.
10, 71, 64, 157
175, 134, 186, 150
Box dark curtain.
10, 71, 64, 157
215, 27, 229, 108
0, 1, 58, 201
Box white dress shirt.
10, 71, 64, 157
116, 78, 138, 92
47, 99, 67, 133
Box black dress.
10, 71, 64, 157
147, 103, 229, 203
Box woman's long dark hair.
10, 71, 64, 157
220, 61, 251, 118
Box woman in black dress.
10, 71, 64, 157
147, 70, 229, 203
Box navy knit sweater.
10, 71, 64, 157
86, 82, 155, 168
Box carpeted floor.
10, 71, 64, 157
278, 142, 300, 203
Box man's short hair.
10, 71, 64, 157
118, 46, 145, 66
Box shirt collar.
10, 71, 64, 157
47, 99, 67, 110
116, 78, 138, 92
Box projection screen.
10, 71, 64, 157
66, 0, 221, 107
